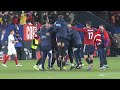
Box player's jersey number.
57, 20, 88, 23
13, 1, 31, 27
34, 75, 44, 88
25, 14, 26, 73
88, 32, 93, 39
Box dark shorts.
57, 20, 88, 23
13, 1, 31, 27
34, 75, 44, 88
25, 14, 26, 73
56, 37, 68, 46
83, 45, 94, 55
57, 45, 68, 57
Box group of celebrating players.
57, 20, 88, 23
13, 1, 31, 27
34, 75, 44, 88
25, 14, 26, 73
1, 14, 109, 71
33, 15, 110, 71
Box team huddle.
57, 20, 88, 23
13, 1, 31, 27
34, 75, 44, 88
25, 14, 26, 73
33, 15, 110, 71
1, 15, 110, 71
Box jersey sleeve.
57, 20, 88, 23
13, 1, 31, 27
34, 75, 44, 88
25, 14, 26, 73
71, 26, 87, 32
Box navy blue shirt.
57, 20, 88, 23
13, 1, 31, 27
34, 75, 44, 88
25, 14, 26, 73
100, 31, 105, 47
39, 26, 52, 51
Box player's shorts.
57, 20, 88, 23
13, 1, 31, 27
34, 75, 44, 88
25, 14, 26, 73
83, 45, 94, 55
7, 46, 17, 55
57, 45, 68, 57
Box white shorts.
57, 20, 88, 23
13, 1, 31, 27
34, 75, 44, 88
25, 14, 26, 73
7, 46, 17, 55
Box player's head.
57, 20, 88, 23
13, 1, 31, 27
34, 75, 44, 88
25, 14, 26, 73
10, 30, 15, 35
99, 24, 105, 31
86, 21, 92, 28
1, 29, 5, 34
41, 20, 51, 28
58, 15, 64, 20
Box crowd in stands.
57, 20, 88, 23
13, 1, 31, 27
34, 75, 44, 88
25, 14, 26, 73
91, 11, 120, 27
0, 11, 75, 31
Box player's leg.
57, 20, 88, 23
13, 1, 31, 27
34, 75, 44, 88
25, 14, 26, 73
61, 44, 68, 71
98, 47, 104, 68
34, 57, 42, 71
75, 45, 83, 69
51, 46, 56, 68
2, 47, 12, 67
39, 50, 47, 70
102, 48, 108, 68
47, 49, 53, 70
73, 47, 79, 68
12, 47, 22, 67
57, 42, 62, 70
87, 45, 94, 71
83, 45, 90, 65
2, 54, 10, 67
34, 46, 43, 70
14, 54, 22, 67
87, 54, 93, 71
68, 45, 75, 70
89, 45, 94, 64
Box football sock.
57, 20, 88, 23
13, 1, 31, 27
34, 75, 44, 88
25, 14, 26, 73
86, 58, 90, 65
14, 56, 18, 65
36, 58, 42, 65
3, 55, 9, 64
62, 61, 65, 67
51, 57, 56, 67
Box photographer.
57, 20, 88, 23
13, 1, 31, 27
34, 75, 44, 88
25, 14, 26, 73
15, 33, 23, 60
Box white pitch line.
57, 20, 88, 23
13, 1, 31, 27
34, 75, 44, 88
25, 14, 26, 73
99, 72, 120, 78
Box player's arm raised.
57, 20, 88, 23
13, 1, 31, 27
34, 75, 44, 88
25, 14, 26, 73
67, 24, 87, 32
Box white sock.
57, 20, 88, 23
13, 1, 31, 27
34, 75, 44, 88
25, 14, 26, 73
71, 63, 74, 66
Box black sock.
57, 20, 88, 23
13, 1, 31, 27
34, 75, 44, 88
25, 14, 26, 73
51, 57, 56, 67
62, 61, 65, 67
100, 64, 103, 67
90, 60, 93, 64
36, 58, 42, 65
86, 58, 90, 65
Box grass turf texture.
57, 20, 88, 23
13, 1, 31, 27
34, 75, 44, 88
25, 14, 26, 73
0, 57, 120, 79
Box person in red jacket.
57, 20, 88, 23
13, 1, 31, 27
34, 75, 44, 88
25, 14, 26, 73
94, 24, 109, 69
12, 14, 20, 25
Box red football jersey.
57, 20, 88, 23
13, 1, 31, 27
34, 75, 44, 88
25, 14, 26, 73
71, 26, 96, 45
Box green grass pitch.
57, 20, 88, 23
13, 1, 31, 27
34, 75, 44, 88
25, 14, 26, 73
0, 57, 120, 79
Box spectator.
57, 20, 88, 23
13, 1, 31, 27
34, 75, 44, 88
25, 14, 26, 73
110, 34, 118, 57
2, 11, 9, 24
31, 11, 37, 24
42, 12, 49, 21
48, 11, 58, 24
69, 12, 75, 23
15, 33, 23, 60
64, 12, 71, 22
7, 11, 13, 24
111, 13, 117, 26
116, 33, 120, 56
0, 21, 8, 29
34, 22, 42, 30
0, 29, 7, 54
31, 34, 39, 60
20, 11, 27, 25
0, 11, 3, 25
12, 14, 20, 25
26, 12, 33, 24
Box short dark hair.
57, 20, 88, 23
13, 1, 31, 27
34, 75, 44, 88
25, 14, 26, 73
99, 24, 105, 28
58, 15, 64, 19
41, 20, 48, 25
1, 28, 5, 31
10, 30, 14, 33
86, 21, 92, 26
